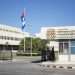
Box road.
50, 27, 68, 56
0, 57, 75, 75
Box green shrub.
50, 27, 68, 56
16, 52, 41, 56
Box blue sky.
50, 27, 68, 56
0, 0, 74, 34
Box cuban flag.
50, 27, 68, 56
21, 10, 26, 30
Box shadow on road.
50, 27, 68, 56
31, 60, 42, 63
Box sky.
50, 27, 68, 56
0, 0, 74, 34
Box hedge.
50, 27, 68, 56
16, 52, 41, 56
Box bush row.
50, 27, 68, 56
16, 52, 41, 56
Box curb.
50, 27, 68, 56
0, 60, 13, 63
0, 59, 31, 63
39, 64, 75, 69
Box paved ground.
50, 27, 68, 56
0, 57, 75, 75
41, 61, 75, 69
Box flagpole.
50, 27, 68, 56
21, 8, 26, 52
24, 8, 25, 52
22, 26, 26, 53
21, 30, 25, 52
24, 32, 25, 52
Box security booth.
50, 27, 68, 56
46, 27, 75, 61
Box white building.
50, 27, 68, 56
0, 24, 26, 51
36, 26, 75, 61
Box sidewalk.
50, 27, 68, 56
40, 61, 75, 69
0, 56, 41, 63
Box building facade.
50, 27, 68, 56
0, 24, 24, 51
37, 26, 75, 61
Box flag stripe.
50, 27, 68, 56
21, 9, 26, 30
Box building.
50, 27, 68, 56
36, 26, 75, 61
0, 24, 25, 51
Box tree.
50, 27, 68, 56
19, 37, 49, 53
40, 39, 49, 50
19, 37, 31, 53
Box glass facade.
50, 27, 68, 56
71, 41, 75, 54
59, 40, 75, 54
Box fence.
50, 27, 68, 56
0, 50, 13, 60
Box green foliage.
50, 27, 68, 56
19, 37, 49, 54
20, 37, 31, 50
16, 52, 41, 56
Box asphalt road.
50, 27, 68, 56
0, 57, 75, 75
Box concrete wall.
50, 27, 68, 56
59, 55, 75, 61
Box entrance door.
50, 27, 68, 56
59, 41, 69, 54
